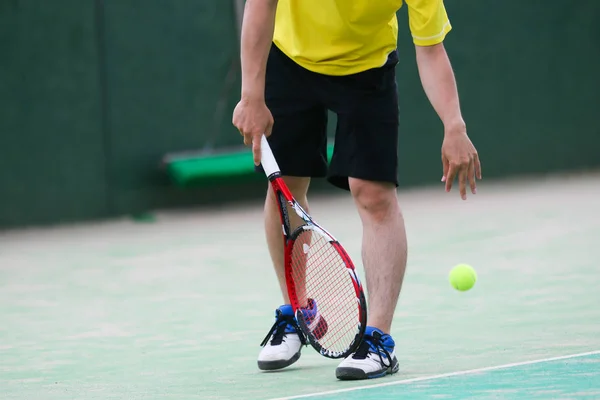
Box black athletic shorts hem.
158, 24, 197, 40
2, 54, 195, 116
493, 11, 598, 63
255, 43, 400, 191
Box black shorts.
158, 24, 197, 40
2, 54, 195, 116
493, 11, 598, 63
257, 43, 400, 191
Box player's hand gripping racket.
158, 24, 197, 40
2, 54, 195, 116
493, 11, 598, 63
260, 135, 367, 359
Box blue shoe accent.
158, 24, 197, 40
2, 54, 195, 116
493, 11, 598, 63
278, 304, 294, 316
300, 299, 318, 322
271, 301, 329, 338
364, 326, 395, 353
275, 304, 298, 334
299, 299, 329, 340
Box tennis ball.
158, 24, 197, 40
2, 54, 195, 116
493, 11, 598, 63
449, 264, 477, 291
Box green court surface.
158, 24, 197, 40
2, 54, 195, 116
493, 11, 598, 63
1, 173, 599, 399
273, 352, 600, 399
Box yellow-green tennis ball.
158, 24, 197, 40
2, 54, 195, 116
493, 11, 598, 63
449, 264, 477, 291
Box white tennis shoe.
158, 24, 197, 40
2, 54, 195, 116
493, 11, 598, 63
257, 305, 305, 371
335, 327, 399, 380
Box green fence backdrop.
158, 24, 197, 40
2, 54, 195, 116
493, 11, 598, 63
1, 0, 599, 228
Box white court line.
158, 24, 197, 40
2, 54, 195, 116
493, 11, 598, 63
267, 350, 600, 400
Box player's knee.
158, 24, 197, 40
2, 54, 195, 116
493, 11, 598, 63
349, 178, 397, 223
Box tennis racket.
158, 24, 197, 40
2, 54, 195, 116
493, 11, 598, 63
260, 135, 367, 359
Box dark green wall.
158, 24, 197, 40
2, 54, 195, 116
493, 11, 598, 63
101, 1, 244, 215
394, 0, 600, 186
1, 1, 599, 228
0, 0, 107, 227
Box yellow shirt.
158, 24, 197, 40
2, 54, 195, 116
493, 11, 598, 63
273, 0, 452, 76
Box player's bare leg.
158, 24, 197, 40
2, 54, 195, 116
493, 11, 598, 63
336, 177, 405, 380
349, 178, 407, 333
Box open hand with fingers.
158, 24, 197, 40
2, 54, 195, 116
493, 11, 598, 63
232, 97, 274, 166
441, 129, 482, 200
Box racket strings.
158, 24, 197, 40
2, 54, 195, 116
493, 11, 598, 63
290, 229, 360, 354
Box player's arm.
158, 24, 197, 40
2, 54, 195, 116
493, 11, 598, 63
406, 0, 481, 199
233, 0, 278, 165
240, 0, 278, 101
415, 43, 481, 198
414, 43, 464, 134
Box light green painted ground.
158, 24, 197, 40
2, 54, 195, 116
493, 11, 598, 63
295, 353, 600, 400
1, 173, 599, 399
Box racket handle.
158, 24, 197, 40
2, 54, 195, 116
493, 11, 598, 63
260, 135, 281, 177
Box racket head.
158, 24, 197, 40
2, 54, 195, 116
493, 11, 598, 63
285, 224, 367, 359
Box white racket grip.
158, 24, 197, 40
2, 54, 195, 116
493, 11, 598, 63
260, 135, 281, 177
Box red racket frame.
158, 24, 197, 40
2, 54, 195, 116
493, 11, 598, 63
267, 173, 367, 359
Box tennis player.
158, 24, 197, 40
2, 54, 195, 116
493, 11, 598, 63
232, 0, 482, 380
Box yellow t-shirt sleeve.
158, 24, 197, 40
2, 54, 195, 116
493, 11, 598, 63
405, 0, 452, 46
